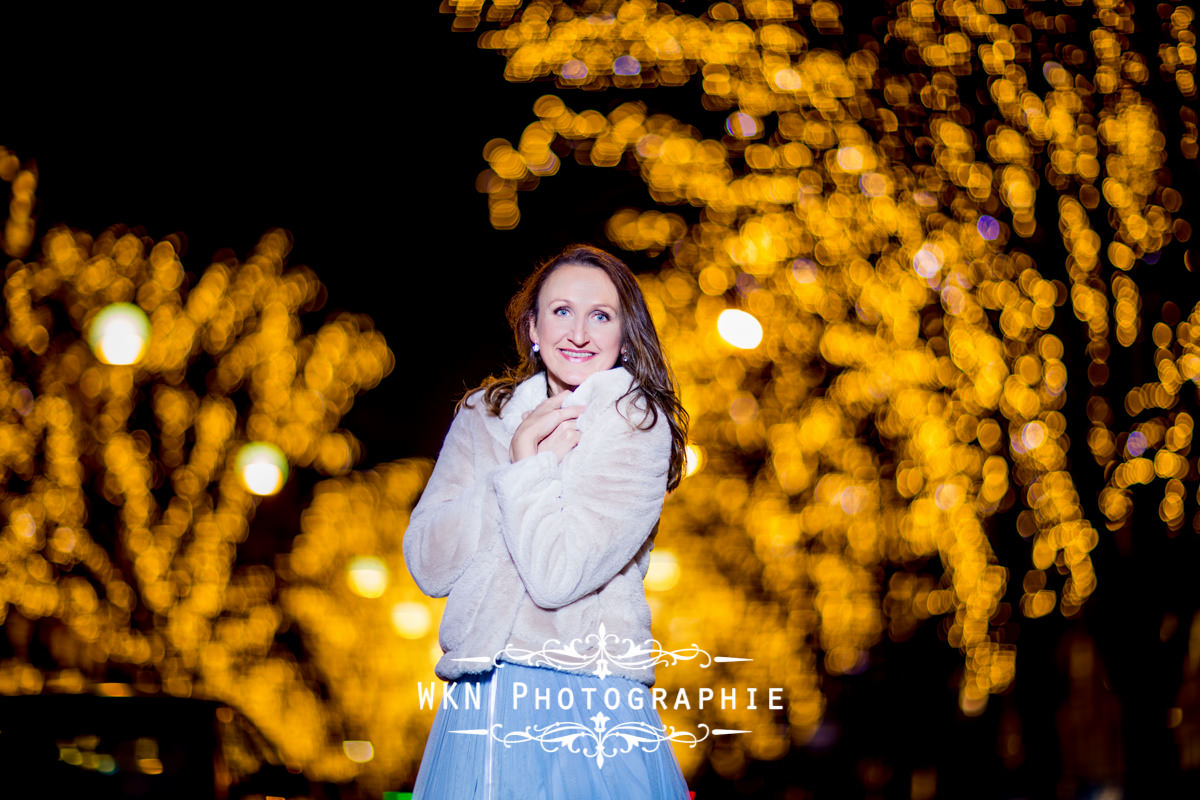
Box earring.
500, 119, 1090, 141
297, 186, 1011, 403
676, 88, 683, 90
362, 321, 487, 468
531, 343, 540, 357
621, 351, 629, 363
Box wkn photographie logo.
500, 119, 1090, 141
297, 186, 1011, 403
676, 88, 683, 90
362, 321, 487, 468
416, 625, 784, 768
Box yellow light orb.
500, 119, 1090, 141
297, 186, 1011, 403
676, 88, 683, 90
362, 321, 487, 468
773, 67, 803, 91
859, 172, 887, 197
934, 483, 964, 511
1020, 422, 1046, 451
836, 146, 864, 172
717, 309, 763, 349
391, 602, 432, 639
645, 549, 680, 592
235, 442, 289, 496
87, 302, 150, 365
684, 444, 705, 477
347, 556, 389, 599
342, 740, 374, 764
912, 244, 944, 279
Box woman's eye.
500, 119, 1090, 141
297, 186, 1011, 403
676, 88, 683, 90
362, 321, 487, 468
593, 311, 610, 322
554, 307, 570, 317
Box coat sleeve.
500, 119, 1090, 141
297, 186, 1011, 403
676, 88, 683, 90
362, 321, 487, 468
403, 405, 502, 598
491, 404, 670, 610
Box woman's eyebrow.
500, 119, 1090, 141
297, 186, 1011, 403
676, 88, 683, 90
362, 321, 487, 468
546, 298, 617, 311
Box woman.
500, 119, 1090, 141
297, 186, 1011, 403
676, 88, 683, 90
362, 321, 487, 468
404, 245, 690, 799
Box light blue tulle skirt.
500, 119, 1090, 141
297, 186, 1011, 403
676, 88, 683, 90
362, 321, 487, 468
412, 662, 691, 799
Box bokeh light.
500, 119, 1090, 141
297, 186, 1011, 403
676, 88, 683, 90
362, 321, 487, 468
236, 442, 289, 496
977, 215, 1000, 241
343, 740, 375, 764
87, 302, 150, 365
347, 556, 389, 599
644, 548, 681, 592
716, 309, 763, 349
614, 55, 641, 76
391, 602, 433, 639
725, 112, 760, 138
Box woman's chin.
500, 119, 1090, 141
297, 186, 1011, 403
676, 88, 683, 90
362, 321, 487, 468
546, 361, 615, 393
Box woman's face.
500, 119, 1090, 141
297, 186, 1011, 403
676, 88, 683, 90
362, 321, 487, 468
529, 263, 624, 393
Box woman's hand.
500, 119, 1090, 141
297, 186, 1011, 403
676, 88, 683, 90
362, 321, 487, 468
510, 391, 584, 463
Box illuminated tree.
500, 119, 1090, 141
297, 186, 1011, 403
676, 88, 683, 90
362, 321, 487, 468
444, 0, 1200, 789
0, 148, 413, 786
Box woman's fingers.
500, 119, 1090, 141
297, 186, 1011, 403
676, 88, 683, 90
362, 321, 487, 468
511, 395, 584, 462
528, 399, 582, 434
537, 417, 582, 461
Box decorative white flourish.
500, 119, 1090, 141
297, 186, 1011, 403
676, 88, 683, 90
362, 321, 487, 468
489, 715, 711, 769
490, 623, 723, 679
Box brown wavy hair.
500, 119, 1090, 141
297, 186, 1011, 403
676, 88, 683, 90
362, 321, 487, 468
460, 244, 689, 490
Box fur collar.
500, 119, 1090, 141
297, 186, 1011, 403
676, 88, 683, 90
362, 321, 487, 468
490, 367, 636, 444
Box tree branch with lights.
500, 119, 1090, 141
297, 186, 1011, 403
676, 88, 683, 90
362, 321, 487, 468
0, 162, 422, 782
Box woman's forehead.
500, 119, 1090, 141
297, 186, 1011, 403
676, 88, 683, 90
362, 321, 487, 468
538, 264, 620, 304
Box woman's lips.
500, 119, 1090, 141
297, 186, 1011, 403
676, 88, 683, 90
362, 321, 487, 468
558, 348, 596, 362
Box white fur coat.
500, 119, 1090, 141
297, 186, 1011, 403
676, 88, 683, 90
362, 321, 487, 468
403, 366, 670, 685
